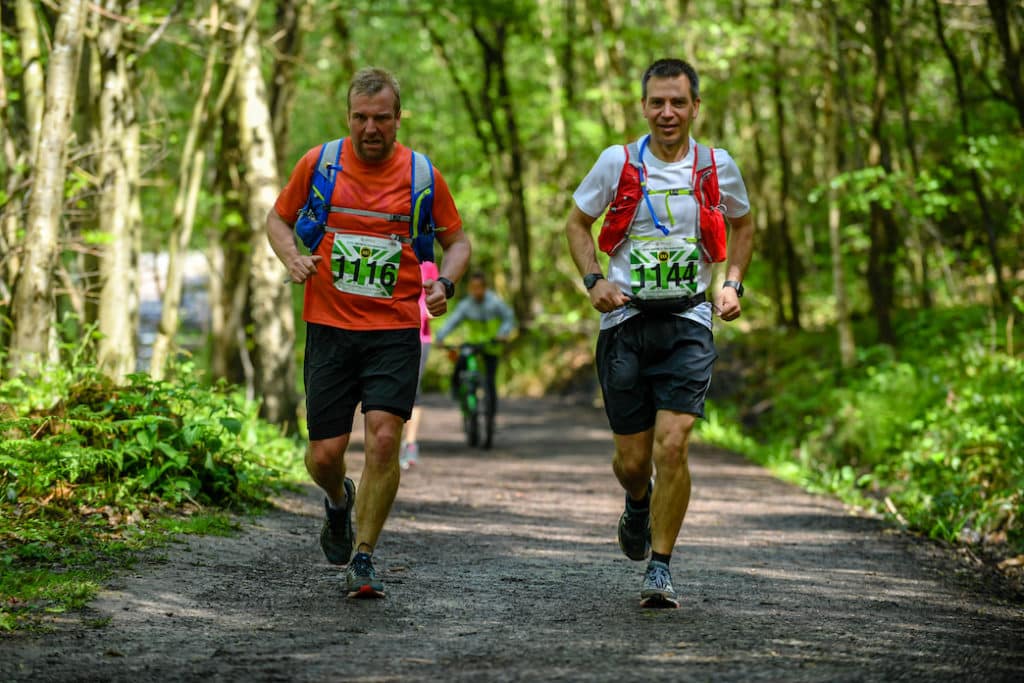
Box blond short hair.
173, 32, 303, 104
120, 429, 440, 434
347, 67, 401, 115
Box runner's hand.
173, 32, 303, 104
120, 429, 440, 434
715, 287, 742, 321
424, 279, 448, 317
588, 279, 630, 313
288, 255, 321, 283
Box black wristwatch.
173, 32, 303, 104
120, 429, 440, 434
723, 280, 745, 298
438, 277, 455, 299
583, 273, 604, 290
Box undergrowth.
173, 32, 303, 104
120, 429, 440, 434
0, 358, 304, 631
697, 303, 1024, 559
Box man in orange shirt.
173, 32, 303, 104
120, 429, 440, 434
267, 67, 470, 599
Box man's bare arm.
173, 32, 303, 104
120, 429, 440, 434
424, 228, 471, 317
714, 211, 754, 321
564, 205, 630, 313
267, 209, 321, 283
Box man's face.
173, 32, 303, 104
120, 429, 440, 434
642, 75, 700, 152
348, 88, 400, 162
469, 279, 486, 302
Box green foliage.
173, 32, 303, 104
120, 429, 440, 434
698, 305, 1024, 555
0, 360, 304, 630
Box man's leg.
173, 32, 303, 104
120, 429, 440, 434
306, 435, 351, 506
612, 429, 654, 502
354, 410, 404, 554
649, 410, 695, 555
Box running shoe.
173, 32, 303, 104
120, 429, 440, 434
320, 478, 355, 565
617, 483, 652, 561
640, 560, 679, 608
345, 552, 385, 599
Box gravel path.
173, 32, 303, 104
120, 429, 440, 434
2, 396, 1022, 682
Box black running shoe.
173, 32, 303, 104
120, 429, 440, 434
617, 483, 651, 561
345, 552, 384, 599
640, 560, 679, 608
320, 478, 355, 565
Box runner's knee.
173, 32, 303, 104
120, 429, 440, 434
653, 418, 695, 470
306, 437, 348, 471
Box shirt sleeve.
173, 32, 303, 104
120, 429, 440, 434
273, 146, 321, 224
572, 144, 628, 219
430, 167, 463, 233
492, 294, 517, 338
713, 148, 751, 219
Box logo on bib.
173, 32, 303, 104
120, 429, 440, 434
360, 247, 372, 258
658, 251, 669, 262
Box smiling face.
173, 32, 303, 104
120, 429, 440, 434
348, 87, 400, 162
642, 74, 700, 161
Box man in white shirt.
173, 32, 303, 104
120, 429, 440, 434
565, 58, 754, 608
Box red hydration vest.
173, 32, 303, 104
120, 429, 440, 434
597, 138, 727, 263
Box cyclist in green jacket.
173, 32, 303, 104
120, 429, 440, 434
434, 272, 516, 419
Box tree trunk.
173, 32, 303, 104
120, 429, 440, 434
866, 0, 897, 345
890, 17, 932, 309
771, 12, 801, 330
150, 1, 222, 380
987, 0, 1024, 130
491, 32, 533, 325
94, 0, 138, 380
8, 0, 88, 375
932, 0, 1008, 305
230, 0, 298, 428
208, 109, 249, 386
16, 0, 45, 159
269, 0, 310, 174
538, 0, 568, 169
824, 10, 856, 368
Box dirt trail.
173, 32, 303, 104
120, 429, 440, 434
2, 396, 1022, 682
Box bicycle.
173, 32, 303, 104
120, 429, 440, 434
443, 342, 497, 450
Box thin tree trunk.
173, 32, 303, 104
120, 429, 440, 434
231, 0, 298, 427
866, 0, 898, 345
824, 10, 856, 368
987, 0, 1024, 130
538, 0, 568, 169
95, 0, 137, 380
209, 109, 249, 386
890, 17, 932, 309
269, 0, 310, 174
771, 10, 801, 330
932, 0, 1008, 305
8, 0, 88, 375
150, 1, 222, 380
16, 0, 45, 160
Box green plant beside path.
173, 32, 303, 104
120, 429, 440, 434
698, 304, 1024, 561
0, 364, 305, 631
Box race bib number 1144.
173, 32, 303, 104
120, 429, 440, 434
629, 238, 699, 300
331, 233, 402, 298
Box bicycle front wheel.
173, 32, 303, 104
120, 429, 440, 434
463, 388, 480, 447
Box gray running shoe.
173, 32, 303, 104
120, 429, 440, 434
320, 478, 355, 565
345, 552, 385, 599
617, 484, 651, 561
640, 560, 679, 608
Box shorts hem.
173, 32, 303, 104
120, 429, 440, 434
362, 403, 413, 422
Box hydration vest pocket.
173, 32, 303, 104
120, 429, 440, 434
597, 156, 642, 255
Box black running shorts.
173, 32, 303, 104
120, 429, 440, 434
595, 314, 717, 435
304, 322, 421, 441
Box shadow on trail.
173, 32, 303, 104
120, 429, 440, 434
1, 397, 1022, 682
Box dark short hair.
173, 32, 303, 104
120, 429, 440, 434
641, 59, 700, 100
347, 67, 401, 115
469, 271, 487, 284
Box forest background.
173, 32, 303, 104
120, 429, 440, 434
0, 0, 1022, 628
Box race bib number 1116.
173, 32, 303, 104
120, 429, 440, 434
332, 234, 402, 298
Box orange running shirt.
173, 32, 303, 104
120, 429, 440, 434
274, 139, 463, 331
